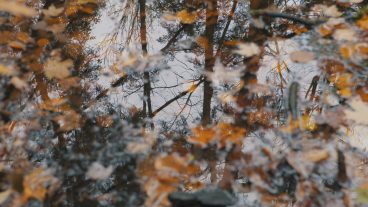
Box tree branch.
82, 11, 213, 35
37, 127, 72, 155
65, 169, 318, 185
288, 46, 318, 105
252, 10, 324, 27
152, 79, 204, 117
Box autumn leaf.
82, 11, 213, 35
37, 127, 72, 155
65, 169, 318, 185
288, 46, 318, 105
43, 4, 64, 17
289, 51, 315, 63
86, 162, 114, 180
96, 115, 114, 128
74, 0, 99, 5
11, 76, 29, 90
357, 15, 368, 30
312, 5, 342, 17
0, 1, 37, 17
188, 122, 246, 148
53, 110, 82, 132
357, 182, 368, 204
176, 9, 198, 24
333, 28, 358, 41
344, 97, 368, 125
0, 64, 16, 76
304, 149, 329, 163
0, 189, 11, 205
196, 36, 209, 50
234, 42, 260, 57
22, 168, 59, 202
44, 56, 73, 79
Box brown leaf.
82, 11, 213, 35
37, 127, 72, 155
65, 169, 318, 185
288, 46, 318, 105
304, 149, 329, 163
44, 56, 73, 79
289, 51, 315, 63
0, 1, 37, 17
54, 110, 82, 132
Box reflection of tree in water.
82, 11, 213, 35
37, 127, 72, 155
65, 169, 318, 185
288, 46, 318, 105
0, 0, 368, 206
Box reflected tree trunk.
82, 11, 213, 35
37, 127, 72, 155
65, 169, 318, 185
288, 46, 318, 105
139, 0, 153, 128
220, 0, 274, 189
202, 0, 218, 126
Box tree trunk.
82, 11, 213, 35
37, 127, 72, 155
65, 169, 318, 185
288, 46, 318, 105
139, 0, 153, 128
202, 0, 218, 126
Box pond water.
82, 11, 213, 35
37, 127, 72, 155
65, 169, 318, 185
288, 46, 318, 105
0, 0, 368, 206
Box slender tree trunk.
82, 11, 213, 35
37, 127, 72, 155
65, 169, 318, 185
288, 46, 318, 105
202, 0, 218, 126
220, 0, 274, 189
139, 0, 153, 128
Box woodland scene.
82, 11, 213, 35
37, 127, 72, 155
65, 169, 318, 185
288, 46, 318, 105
0, 0, 368, 206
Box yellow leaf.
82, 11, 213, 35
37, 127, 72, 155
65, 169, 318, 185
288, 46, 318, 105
11, 76, 28, 90
318, 24, 333, 37
186, 83, 198, 93
44, 56, 73, 79
289, 51, 315, 63
0, 189, 12, 205
234, 42, 260, 57
300, 114, 317, 131
22, 168, 58, 202
0, 64, 16, 76
357, 15, 368, 30
0, 1, 37, 17
196, 36, 209, 50
304, 149, 329, 163
43, 4, 64, 17
176, 9, 198, 24
53, 110, 82, 132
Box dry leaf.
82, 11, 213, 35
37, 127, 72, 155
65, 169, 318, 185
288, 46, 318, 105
333, 28, 357, 41
22, 168, 59, 202
11, 76, 28, 90
0, 1, 37, 17
304, 149, 329, 163
337, 0, 363, 3
0, 64, 16, 76
325, 5, 342, 17
127, 142, 151, 154
357, 15, 368, 30
86, 162, 114, 180
176, 9, 198, 24
59, 77, 81, 90
234, 42, 260, 57
0, 189, 12, 205
289, 51, 315, 63
44, 56, 73, 79
43, 5, 64, 17
54, 110, 81, 132
345, 97, 368, 125
96, 115, 113, 127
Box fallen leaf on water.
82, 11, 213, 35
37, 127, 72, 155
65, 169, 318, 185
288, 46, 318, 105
234, 42, 260, 57
54, 110, 82, 132
357, 182, 368, 204
337, 0, 363, 3
22, 168, 59, 202
96, 115, 114, 128
86, 162, 114, 180
11, 76, 29, 90
0, 1, 37, 17
289, 51, 315, 63
0, 64, 16, 76
333, 28, 357, 41
325, 5, 342, 17
0, 189, 12, 205
357, 15, 368, 30
345, 97, 368, 125
127, 142, 151, 154
176, 9, 198, 24
304, 149, 329, 163
43, 4, 64, 17
44, 56, 73, 80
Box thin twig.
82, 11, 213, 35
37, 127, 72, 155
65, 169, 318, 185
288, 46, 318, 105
252, 10, 325, 27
